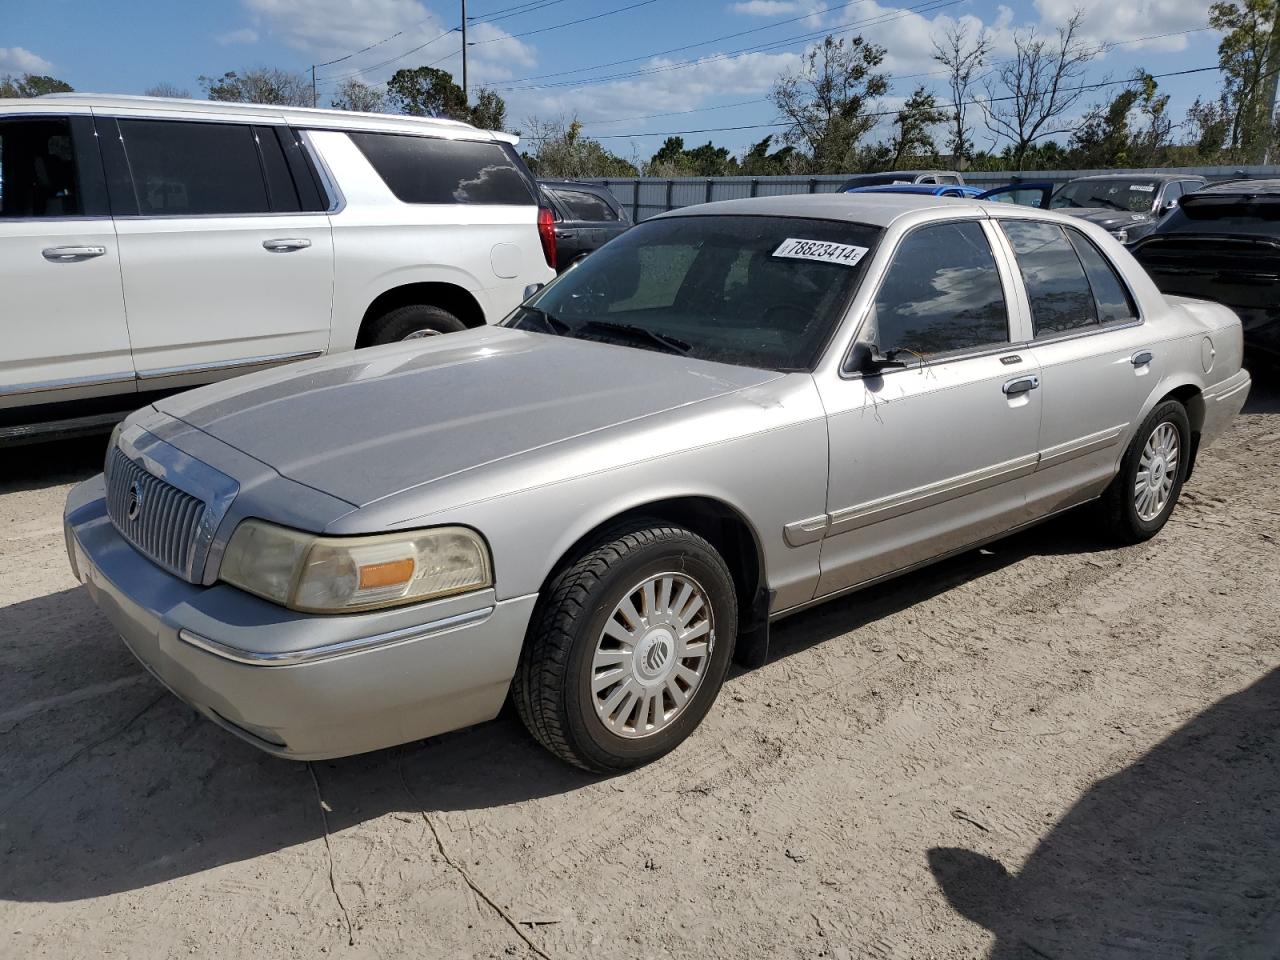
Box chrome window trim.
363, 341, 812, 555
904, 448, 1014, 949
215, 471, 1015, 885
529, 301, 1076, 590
112, 424, 240, 584
177, 605, 495, 666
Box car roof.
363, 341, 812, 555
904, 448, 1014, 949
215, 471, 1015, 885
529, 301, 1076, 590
6, 92, 518, 144
650, 192, 992, 228
1197, 178, 1280, 194
1067, 173, 1204, 183
846, 183, 982, 195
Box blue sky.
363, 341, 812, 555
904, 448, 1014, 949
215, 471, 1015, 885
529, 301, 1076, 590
2, 0, 1223, 160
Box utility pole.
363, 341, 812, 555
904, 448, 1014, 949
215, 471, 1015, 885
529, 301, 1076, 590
461, 0, 468, 104
311, 65, 317, 108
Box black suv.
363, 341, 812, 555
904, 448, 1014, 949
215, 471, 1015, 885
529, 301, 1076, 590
1131, 179, 1280, 364
538, 180, 632, 272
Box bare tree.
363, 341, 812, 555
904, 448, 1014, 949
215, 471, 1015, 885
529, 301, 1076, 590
199, 68, 312, 107
144, 82, 191, 99
980, 12, 1100, 168
932, 21, 991, 166
773, 35, 889, 173
330, 78, 385, 112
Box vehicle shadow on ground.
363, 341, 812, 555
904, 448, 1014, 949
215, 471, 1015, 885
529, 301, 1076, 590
0, 511, 1115, 905
0, 435, 109, 494
928, 667, 1280, 959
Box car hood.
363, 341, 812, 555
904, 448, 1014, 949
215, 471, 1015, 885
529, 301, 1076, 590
1060, 208, 1153, 230
154, 326, 782, 507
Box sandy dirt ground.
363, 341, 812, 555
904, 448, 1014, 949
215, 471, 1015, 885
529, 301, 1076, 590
2, 383, 1277, 960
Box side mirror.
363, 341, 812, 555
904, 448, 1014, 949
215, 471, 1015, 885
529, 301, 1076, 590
849, 341, 908, 375
523, 282, 544, 301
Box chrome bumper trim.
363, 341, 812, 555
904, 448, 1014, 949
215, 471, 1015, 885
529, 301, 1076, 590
177, 605, 496, 666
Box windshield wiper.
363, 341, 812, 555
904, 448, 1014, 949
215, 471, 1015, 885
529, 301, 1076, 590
516, 305, 570, 335
1088, 195, 1129, 212
578, 319, 692, 355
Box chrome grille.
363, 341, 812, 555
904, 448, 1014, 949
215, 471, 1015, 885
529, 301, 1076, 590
106, 447, 207, 580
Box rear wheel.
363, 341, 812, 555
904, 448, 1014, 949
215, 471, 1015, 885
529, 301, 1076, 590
513, 520, 737, 772
362, 304, 466, 345
1098, 400, 1191, 544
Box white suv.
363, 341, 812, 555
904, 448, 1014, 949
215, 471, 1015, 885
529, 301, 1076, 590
0, 94, 556, 443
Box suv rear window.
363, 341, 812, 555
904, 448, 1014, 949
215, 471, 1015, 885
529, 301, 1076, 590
551, 187, 619, 222
349, 132, 535, 205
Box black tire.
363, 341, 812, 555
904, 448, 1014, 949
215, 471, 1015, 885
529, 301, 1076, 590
361, 304, 466, 345
513, 519, 738, 772
1098, 399, 1191, 544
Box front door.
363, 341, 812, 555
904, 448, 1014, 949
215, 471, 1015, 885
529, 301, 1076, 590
102, 115, 333, 388
0, 113, 133, 409
815, 218, 1042, 597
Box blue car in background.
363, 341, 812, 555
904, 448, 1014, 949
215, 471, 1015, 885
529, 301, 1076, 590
843, 183, 987, 199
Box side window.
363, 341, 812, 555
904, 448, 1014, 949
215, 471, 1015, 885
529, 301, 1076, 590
1163, 181, 1183, 205
0, 117, 83, 217
118, 120, 270, 215
349, 132, 536, 205
255, 126, 301, 213
1064, 228, 1138, 325
552, 188, 618, 222
1000, 220, 1098, 337
870, 220, 1009, 358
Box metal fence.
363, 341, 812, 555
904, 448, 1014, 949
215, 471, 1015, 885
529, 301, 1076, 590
587, 166, 1280, 221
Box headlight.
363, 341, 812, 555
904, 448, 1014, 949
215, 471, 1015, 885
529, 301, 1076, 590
219, 520, 491, 613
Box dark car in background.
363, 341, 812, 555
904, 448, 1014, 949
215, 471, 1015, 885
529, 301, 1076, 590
839, 170, 966, 190
1131, 179, 1280, 364
981, 174, 1206, 244
538, 179, 631, 272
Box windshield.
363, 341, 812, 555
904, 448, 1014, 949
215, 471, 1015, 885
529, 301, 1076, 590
1051, 179, 1159, 213
505, 214, 881, 371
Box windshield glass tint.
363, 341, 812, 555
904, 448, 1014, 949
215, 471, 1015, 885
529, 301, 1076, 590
510, 215, 881, 371
1051, 179, 1158, 213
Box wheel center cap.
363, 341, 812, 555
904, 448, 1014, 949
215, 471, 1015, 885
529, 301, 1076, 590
1150, 457, 1166, 486
635, 627, 676, 682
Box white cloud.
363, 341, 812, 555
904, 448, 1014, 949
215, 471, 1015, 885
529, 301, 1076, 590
216, 28, 260, 45
0, 46, 54, 74
731, 1, 806, 14
1033, 0, 1209, 51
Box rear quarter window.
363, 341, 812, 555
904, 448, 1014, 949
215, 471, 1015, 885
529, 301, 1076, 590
349, 132, 536, 205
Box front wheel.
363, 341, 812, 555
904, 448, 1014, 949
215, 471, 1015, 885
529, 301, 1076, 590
513, 520, 738, 772
1097, 399, 1191, 544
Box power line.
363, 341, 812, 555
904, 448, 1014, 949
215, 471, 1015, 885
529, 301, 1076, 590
468, 0, 572, 24
521, 64, 1223, 140
468, 0, 659, 46
318, 25, 460, 85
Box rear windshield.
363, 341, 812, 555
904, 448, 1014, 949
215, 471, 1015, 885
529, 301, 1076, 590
1051, 179, 1159, 213
349, 132, 536, 205
506, 214, 881, 372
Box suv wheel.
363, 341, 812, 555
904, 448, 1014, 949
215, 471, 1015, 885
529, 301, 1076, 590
363, 304, 466, 345
513, 520, 738, 772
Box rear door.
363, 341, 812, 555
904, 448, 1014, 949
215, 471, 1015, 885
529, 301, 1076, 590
995, 218, 1156, 514
102, 114, 334, 388
0, 112, 133, 408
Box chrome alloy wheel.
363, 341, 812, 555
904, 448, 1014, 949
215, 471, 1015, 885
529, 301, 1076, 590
401, 328, 443, 340
1135, 421, 1180, 522
590, 573, 714, 739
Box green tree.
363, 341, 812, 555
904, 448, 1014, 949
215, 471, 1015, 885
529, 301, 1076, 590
738, 135, 801, 175
199, 68, 312, 106
0, 73, 73, 98
772, 34, 889, 173
645, 136, 738, 175
330, 78, 384, 112
386, 66, 468, 119
522, 116, 639, 178
1209, 0, 1280, 162
1071, 71, 1173, 168
885, 86, 947, 168
1183, 95, 1234, 161
469, 87, 507, 131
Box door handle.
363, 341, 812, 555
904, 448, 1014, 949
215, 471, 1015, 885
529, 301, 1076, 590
553, 231, 572, 239
1002, 375, 1040, 396
1131, 350, 1153, 367
262, 238, 312, 252
42, 245, 106, 262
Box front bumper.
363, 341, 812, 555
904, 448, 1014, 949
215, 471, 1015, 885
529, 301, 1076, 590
64, 475, 537, 760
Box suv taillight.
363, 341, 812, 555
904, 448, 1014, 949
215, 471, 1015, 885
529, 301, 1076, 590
537, 206, 557, 270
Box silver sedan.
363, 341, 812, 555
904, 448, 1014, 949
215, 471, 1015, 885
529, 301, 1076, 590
65, 193, 1251, 770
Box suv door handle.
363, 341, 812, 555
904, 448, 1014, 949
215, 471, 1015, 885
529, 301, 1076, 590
42, 245, 106, 262
262, 238, 311, 252
1131, 350, 1153, 366
1003, 375, 1040, 396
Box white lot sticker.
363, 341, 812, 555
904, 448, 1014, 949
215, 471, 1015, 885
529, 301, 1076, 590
772, 237, 869, 267
1130, 184, 1156, 192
